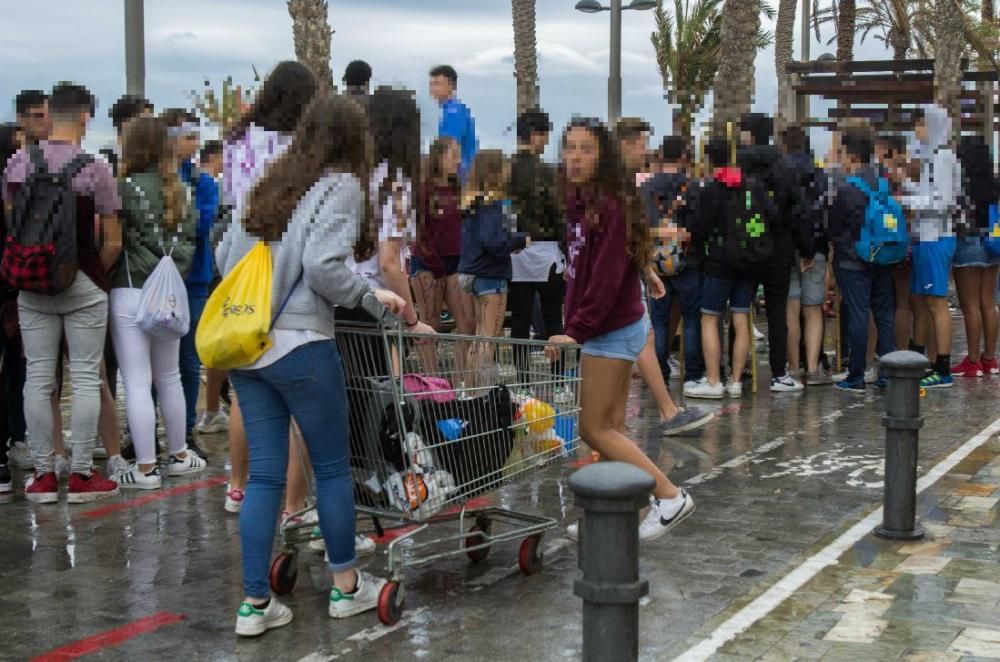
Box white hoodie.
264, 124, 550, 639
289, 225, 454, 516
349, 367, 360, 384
902, 105, 962, 242
222, 124, 294, 224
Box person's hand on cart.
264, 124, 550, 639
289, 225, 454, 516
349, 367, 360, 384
373, 288, 407, 317
545, 334, 576, 362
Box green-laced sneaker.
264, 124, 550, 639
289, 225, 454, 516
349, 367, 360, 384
920, 372, 954, 389
235, 599, 293, 637
329, 570, 387, 619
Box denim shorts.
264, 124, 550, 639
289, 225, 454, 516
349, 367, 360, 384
788, 252, 827, 306
409, 254, 461, 277
911, 237, 956, 296
472, 276, 508, 296
581, 316, 649, 362
953, 235, 1000, 268
701, 274, 755, 315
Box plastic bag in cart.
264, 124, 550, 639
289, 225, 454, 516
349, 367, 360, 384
135, 255, 190, 339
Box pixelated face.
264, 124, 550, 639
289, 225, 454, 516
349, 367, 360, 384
429, 75, 454, 103
441, 140, 461, 177
563, 127, 599, 185
175, 132, 201, 161
18, 101, 50, 142
914, 119, 927, 143
529, 131, 549, 155
619, 132, 649, 172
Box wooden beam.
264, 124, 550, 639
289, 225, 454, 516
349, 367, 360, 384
787, 57, 970, 75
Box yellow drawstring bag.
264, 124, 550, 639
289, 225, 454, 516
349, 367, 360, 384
196, 242, 274, 369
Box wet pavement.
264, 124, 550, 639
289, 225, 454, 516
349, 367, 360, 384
2, 329, 999, 661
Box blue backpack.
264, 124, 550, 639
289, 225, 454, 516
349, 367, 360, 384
847, 176, 908, 265
987, 203, 1000, 258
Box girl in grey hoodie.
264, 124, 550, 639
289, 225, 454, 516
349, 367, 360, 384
217, 94, 404, 637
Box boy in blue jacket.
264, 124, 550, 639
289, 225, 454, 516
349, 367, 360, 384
430, 65, 477, 183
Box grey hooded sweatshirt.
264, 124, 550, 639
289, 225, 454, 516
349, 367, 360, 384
902, 105, 962, 242
215, 171, 372, 340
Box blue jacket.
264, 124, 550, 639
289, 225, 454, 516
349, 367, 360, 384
439, 97, 477, 182
186, 168, 220, 296
458, 198, 527, 280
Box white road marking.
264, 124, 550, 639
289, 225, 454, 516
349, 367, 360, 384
675, 415, 1000, 662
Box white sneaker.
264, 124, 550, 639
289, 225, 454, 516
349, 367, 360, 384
667, 357, 681, 379
167, 452, 207, 477
682, 378, 704, 395
54, 455, 70, 479
106, 455, 130, 482
224, 486, 245, 513
196, 409, 230, 434
684, 380, 724, 399
830, 370, 849, 382
235, 598, 293, 637
329, 570, 386, 619
770, 374, 805, 393
638, 490, 696, 541
864, 363, 878, 384
319, 534, 377, 558
8, 441, 33, 470
753, 324, 765, 341
724, 381, 743, 398
116, 465, 162, 490
567, 521, 579, 540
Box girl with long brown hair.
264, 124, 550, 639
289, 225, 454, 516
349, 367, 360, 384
110, 116, 203, 489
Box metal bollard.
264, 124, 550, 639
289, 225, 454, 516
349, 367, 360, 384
874, 350, 930, 541
569, 462, 654, 662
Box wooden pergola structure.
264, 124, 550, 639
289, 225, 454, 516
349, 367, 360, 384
784, 58, 998, 150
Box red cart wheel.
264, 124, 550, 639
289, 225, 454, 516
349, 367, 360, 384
377, 581, 403, 625
518, 535, 543, 575
465, 524, 491, 562
269, 552, 298, 595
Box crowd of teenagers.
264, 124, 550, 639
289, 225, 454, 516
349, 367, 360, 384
1, 55, 998, 636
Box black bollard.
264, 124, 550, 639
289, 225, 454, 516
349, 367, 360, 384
569, 462, 654, 662
874, 350, 930, 541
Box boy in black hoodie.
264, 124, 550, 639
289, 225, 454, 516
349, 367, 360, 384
641, 136, 705, 391
736, 113, 815, 393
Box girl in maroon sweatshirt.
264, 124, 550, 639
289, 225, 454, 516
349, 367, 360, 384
548, 118, 696, 541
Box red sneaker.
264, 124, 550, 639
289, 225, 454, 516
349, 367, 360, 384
951, 356, 984, 377
67, 469, 120, 504
982, 357, 999, 375
25, 472, 59, 503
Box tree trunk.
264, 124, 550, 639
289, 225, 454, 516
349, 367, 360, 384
713, 0, 761, 134
288, 0, 334, 91
836, 0, 856, 65
984, 0, 995, 23
934, 0, 964, 130
511, 0, 539, 114
775, 0, 798, 120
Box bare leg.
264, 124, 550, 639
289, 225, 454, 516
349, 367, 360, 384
786, 298, 802, 373
893, 267, 913, 350
205, 368, 227, 414
579, 353, 679, 499
954, 267, 984, 363
701, 313, 723, 385
410, 271, 443, 372
981, 265, 1000, 361
926, 295, 952, 358
636, 333, 679, 420
730, 313, 750, 383
228, 395, 248, 491
469, 292, 506, 388
444, 274, 476, 381
803, 305, 823, 374
912, 294, 931, 350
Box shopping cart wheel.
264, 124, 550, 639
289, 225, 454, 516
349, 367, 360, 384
269, 551, 298, 595
518, 535, 543, 575
464, 524, 491, 562
377, 581, 403, 626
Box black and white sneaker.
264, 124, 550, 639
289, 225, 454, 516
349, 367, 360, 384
117, 465, 162, 490
638, 490, 696, 541
167, 452, 207, 477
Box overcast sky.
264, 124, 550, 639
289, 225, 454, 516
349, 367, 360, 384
1, 0, 890, 158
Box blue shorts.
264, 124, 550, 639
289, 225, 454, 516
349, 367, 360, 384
581, 316, 649, 362
788, 252, 827, 306
472, 277, 508, 296
701, 274, 755, 315
911, 237, 956, 296
954, 235, 1000, 267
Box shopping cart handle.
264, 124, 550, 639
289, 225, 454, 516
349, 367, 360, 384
360, 291, 402, 327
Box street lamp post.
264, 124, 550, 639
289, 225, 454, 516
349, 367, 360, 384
124, 0, 145, 98
575, 0, 656, 126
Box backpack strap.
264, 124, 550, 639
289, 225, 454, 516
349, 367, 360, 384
59, 153, 94, 184
26, 145, 49, 175
846, 176, 873, 197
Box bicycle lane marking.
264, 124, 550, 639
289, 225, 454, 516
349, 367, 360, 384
674, 414, 1000, 662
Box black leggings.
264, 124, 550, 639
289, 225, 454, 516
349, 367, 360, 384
508, 265, 565, 379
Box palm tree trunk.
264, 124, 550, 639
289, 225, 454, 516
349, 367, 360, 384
836, 0, 856, 65
775, 0, 798, 121
713, 0, 761, 134
984, 0, 995, 23
934, 0, 964, 130
512, 0, 539, 114
288, 0, 334, 91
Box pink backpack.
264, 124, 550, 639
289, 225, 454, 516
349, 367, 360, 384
402, 374, 456, 404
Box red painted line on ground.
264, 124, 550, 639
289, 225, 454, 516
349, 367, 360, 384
30, 612, 186, 661
80, 476, 227, 518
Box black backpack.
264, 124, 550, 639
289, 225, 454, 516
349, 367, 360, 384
723, 177, 774, 272
1, 146, 91, 294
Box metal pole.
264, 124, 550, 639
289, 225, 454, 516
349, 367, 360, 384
874, 350, 930, 541
609, 0, 623, 125
124, 0, 145, 98
798, 0, 811, 121
569, 462, 653, 662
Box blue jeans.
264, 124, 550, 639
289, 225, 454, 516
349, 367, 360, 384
180, 293, 207, 436
649, 268, 705, 382
231, 340, 356, 599
834, 264, 895, 383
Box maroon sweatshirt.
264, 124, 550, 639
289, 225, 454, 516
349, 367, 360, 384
563, 190, 644, 344
414, 182, 462, 278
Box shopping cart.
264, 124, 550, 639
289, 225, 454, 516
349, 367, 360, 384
268, 298, 582, 625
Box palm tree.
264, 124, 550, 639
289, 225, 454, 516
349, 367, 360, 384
775, 0, 798, 118
712, 0, 760, 135
837, 0, 857, 63
288, 0, 334, 91
934, 0, 965, 125
512, 0, 539, 113
812, 0, 933, 59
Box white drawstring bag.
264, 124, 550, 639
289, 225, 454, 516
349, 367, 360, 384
133, 252, 190, 339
